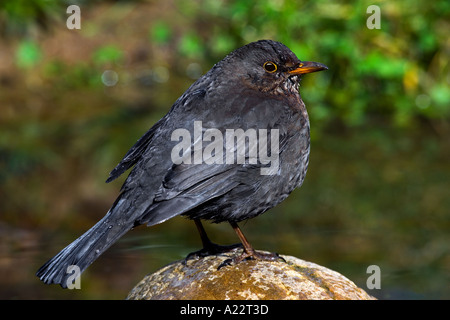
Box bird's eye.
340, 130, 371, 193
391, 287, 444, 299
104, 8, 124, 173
263, 61, 277, 73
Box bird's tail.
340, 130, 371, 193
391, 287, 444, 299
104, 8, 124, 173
36, 199, 136, 288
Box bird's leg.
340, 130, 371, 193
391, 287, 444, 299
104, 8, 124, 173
194, 218, 216, 249
218, 221, 285, 269
184, 219, 242, 263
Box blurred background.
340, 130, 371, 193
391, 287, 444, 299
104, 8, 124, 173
0, 0, 449, 299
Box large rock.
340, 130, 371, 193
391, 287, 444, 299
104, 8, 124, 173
126, 249, 375, 300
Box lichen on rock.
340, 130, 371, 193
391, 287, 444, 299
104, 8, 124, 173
126, 248, 376, 300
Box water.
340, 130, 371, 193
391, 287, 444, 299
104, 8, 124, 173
1, 126, 448, 299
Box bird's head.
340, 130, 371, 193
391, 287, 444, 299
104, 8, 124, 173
217, 40, 328, 95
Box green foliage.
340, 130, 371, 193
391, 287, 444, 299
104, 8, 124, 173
167, 0, 449, 129
150, 21, 172, 44
178, 33, 204, 58
92, 45, 124, 66
3, 0, 448, 128
0, 0, 63, 36
15, 40, 42, 68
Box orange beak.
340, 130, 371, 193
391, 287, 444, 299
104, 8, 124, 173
288, 61, 328, 75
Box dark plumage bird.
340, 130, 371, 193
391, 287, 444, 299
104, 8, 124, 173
36, 40, 327, 288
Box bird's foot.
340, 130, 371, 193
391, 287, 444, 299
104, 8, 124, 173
217, 248, 285, 270
184, 242, 243, 264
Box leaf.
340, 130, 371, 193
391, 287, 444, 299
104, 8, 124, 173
92, 45, 123, 66
15, 40, 42, 68
178, 34, 203, 58
150, 21, 172, 44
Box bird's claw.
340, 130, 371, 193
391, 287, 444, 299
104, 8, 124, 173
184, 242, 243, 264
217, 249, 285, 270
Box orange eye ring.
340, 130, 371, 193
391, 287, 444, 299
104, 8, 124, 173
263, 61, 277, 73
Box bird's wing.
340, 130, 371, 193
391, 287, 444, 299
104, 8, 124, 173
136, 94, 294, 227
137, 162, 243, 226
105, 119, 164, 183
105, 89, 207, 183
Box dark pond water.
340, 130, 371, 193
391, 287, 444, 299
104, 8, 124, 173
1, 124, 448, 300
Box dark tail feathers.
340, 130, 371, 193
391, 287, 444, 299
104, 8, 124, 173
36, 212, 133, 288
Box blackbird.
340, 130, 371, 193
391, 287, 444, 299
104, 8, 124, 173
36, 40, 327, 288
